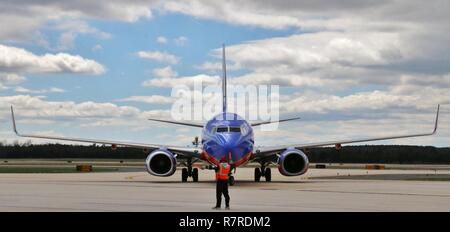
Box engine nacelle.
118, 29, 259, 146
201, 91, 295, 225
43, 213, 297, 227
145, 149, 177, 177
277, 148, 309, 176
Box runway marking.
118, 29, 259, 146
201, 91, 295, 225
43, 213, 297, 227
88, 202, 180, 208
0, 204, 121, 212
296, 189, 450, 198
125, 174, 146, 180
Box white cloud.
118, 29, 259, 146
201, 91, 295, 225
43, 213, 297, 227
142, 74, 219, 88
140, 109, 172, 119
79, 118, 138, 128
143, 66, 219, 88
51, 20, 111, 51
53, 20, 112, 40
0, 73, 25, 91
203, 30, 448, 92
0, 73, 26, 85
0, 1, 155, 41
161, 1, 450, 33
174, 36, 188, 46
15, 87, 66, 94
160, 1, 450, 93
230, 72, 333, 88
48, 87, 66, 93
280, 90, 419, 114
1, 1, 449, 53
0, 95, 173, 136
117, 95, 174, 104
14, 87, 41, 94
195, 61, 241, 72
162, 1, 303, 30
156, 36, 168, 44
0, 44, 105, 75
0, 95, 139, 118
152, 66, 177, 79
195, 61, 222, 72
57, 31, 77, 51
92, 44, 103, 51
223, 32, 402, 72
189, 32, 406, 92
0, 94, 178, 145
136, 50, 179, 64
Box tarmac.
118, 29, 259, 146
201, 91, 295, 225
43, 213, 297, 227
0, 167, 450, 211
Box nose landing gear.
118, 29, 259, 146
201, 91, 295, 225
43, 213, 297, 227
228, 175, 235, 186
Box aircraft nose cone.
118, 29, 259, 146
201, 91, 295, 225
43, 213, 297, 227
206, 133, 251, 163
216, 133, 250, 158
216, 133, 241, 148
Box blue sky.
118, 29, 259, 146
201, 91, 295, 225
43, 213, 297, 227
0, 1, 448, 147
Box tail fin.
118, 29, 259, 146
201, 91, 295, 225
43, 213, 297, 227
222, 44, 227, 113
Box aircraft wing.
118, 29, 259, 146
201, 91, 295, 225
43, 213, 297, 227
148, 118, 204, 128
250, 116, 301, 127
10, 106, 201, 158
254, 105, 440, 157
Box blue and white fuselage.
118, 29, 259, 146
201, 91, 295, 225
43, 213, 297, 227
201, 112, 254, 167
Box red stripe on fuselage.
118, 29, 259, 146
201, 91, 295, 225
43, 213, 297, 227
202, 151, 253, 167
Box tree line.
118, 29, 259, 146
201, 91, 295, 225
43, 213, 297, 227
307, 145, 450, 164
0, 143, 449, 164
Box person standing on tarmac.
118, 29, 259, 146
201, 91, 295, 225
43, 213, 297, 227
212, 157, 231, 210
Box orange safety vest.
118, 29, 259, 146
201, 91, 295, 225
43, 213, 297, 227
216, 163, 231, 181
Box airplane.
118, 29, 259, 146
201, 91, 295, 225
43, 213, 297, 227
10, 45, 440, 185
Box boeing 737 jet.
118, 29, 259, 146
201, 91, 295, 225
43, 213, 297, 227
10, 45, 440, 185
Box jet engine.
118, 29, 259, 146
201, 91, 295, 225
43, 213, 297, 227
277, 148, 309, 176
145, 149, 177, 176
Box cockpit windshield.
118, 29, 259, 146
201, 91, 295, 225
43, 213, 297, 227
229, 127, 241, 133
213, 126, 242, 133
216, 127, 228, 133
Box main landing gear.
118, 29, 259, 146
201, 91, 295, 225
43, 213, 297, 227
254, 163, 271, 182
182, 158, 198, 182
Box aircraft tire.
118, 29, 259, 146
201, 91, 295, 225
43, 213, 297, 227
264, 168, 271, 182
192, 168, 199, 182
228, 176, 235, 186
182, 168, 188, 182
254, 168, 261, 182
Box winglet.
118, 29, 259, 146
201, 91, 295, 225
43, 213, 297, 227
10, 105, 18, 135
432, 104, 440, 134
